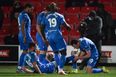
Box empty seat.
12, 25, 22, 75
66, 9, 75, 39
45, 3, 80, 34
81, 6, 96, 14
105, 6, 116, 14
99, 0, 113, 3
69, 29, 80, 44
57, 0, 65, 3
66, 7, 81, 15
65, 15, 79, 26
111, 14, 116, 19
34, 3, 43, 13
58, 3, 66, 14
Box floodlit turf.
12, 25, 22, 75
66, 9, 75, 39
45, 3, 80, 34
0, 65, 116, 77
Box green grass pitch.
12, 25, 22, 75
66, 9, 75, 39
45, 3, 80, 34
0, 65, 116, 77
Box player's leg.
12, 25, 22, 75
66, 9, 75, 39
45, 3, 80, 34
79, 58, 89, 70
59, 49, 67, 70
47, 37, 60, 68
86, 58, 108, 73
46, 62, 56, 73
18, 49, 27, 66
54, 51, 60, 67
36, 33, 47, 62
55, 36, 67, 75
17, 36, 33, 72
17, 42, 28, 73
86, 66, 104, 73
48, 43, 66, 74
18, 36, 28, 67
66, 56, 78, 73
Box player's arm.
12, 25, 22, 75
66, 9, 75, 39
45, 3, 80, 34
32, 61, 42, 74
36, 24, 48, 46
21, 20, 26, 43
61, 15, 71, 31
36, 24, 46, 41
75, 51, 91, 61
21, 58, 35, 73
22, 66, 34, 73
63, 20, 71, 31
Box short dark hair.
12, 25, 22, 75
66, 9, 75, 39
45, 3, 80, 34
24, 3, 33, 9
71, 39, 79, 45
78, 21, 87, 37
46, 2, 58, 12
98, 3, 104, 9
29, 43, 35, 48
89, 10, 96, 17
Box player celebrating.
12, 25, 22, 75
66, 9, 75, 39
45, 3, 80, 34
71, 38, 109, 73
40, 2, 71, 75
21, 43, 56, 74
17, 3, 34, 71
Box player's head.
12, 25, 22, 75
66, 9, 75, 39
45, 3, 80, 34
78, 21, 87, 37
28, 43, 36, 51
88, 10, 96, 19
98, 3, 104, 10
71, 39, 80, 49
46, 2, 58, 12
24, 3, 34, 13
46, 52, 54, 61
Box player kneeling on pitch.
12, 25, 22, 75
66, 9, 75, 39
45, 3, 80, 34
71, 37, 109, 74
18, 43, 56, 74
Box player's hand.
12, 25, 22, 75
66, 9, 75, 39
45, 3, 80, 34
74, 56, 78, 61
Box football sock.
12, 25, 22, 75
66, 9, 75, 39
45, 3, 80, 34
60, 55, 66, 69
66, 56, 74, 62
72, 61, 77, 69
66, 56, 77, 69
54, 53, 60, 66
92, 68, 103, 73
18, 53, 26, 66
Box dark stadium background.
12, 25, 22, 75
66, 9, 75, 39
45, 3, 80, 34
0, 0, 116, 70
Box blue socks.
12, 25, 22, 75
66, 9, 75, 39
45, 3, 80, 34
72, 61, 77, 69
66, 56, 77, 69
54, 53, 60, 66
18, 53, 26, 66
60, 55, 66, 69
92, 68, 103, 73
54, 53, 66, 69
39, 54, 46, 62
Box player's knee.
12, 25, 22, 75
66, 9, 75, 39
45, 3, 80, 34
60, 49, 67, 56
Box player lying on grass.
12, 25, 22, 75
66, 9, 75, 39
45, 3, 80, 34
18, 43, 56, 74
17, 42, 79, 74
71, 37, 109, 74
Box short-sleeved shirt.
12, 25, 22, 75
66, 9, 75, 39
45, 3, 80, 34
41, 12, 67, 51
79, 37, 99, 59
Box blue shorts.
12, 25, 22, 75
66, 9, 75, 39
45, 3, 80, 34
87, 57, 98, 68
36, 33, 47, 51
39, 62, 55, 73
46, 31, 67, 51
18, 33, 33, 50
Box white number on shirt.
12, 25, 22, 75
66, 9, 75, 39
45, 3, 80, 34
48, 18, 57, 27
